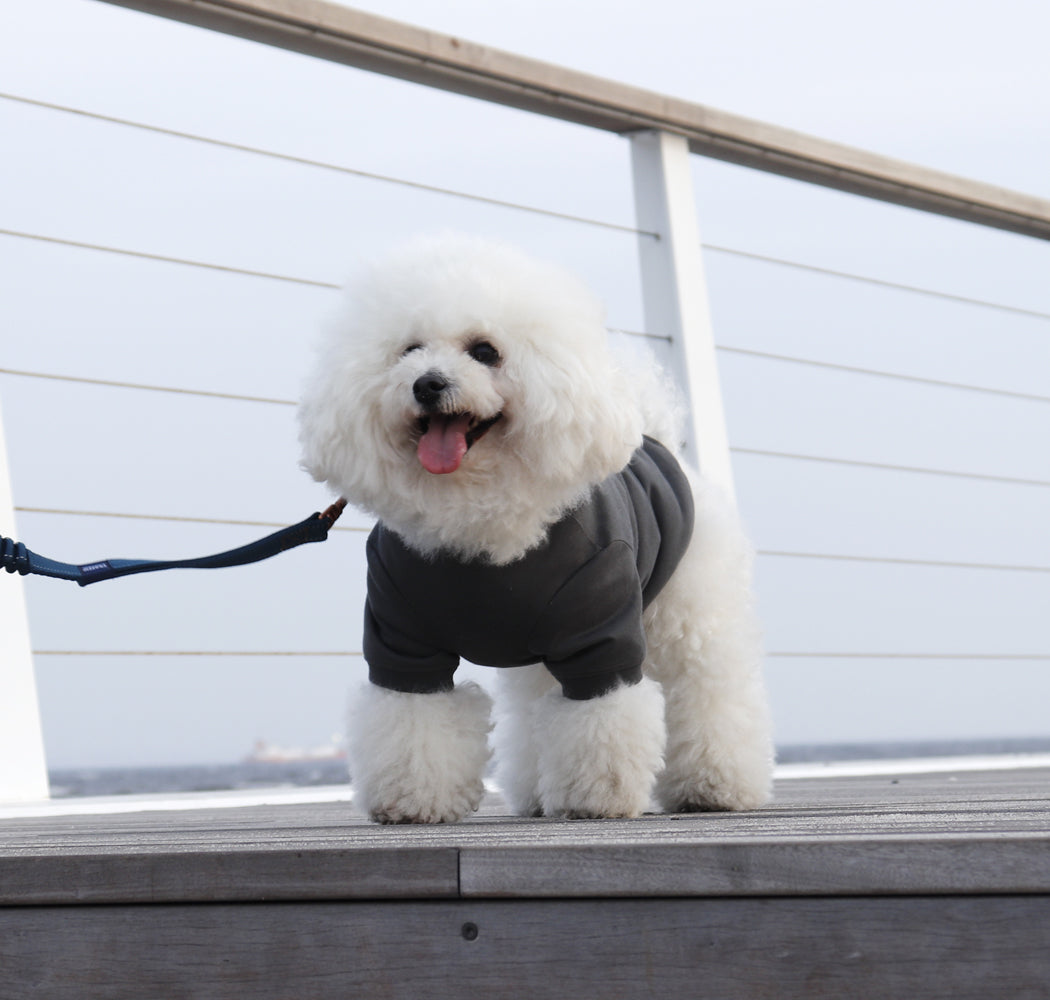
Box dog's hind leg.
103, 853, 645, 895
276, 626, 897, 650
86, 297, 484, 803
532, 676, 666, 819
492, 664, 559, 816
645, 475, 774, 813
347, 681, 492, 823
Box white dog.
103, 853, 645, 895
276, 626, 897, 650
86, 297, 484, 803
298, 234, 773, 823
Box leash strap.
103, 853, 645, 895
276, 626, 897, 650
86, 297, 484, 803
1, 499, 347, 587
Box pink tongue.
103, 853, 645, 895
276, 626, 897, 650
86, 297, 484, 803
418, 414, 472, 474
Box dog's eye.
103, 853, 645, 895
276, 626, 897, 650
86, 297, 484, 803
468, 341, 501, 367
401, 343, 424, 357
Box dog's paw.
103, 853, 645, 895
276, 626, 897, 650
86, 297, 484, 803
367, 778, 486, 824
348, 681, 492, 825
534, 677, 666, 820
655, 749, 773, 813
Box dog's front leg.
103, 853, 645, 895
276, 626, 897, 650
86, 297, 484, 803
347, 681, 492, 823
533, 677, 666, 819
492, 663, 560, 816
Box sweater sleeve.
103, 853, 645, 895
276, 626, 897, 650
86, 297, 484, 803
363, 544, 459, 694
529, 539, 646, 700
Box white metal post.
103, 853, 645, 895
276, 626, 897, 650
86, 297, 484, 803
629, 129, 736, 499
0, 394, 50, 802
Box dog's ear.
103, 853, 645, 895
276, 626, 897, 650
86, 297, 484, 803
505, 334, 643, 489
297, 341, 398, 503
297, 365, 356, 487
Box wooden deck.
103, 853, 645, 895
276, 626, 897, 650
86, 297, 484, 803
2, 764, 1049, 998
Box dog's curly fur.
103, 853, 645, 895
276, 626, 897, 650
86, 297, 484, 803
299, 234, 774, 822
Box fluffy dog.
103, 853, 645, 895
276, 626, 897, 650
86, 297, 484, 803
298, 234, 773, 822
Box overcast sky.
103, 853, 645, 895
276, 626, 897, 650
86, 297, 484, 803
1, 0, 1048, 768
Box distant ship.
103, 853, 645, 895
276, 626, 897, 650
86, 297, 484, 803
245, 735, 347, 764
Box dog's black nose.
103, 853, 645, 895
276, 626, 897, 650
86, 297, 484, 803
413, 371, 451, 407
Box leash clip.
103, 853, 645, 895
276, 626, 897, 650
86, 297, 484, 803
319, 497, 348, 531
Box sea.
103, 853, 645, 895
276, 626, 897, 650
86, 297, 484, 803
47, 736, 1050, 799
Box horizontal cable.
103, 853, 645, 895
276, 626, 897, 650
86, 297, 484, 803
6, 372, 1047, 491
15, 505, 367, 533
33, 649, 1048, 660
758, 549, 1050, 574
767, 652, 1050, 661
0, 366, 296, 405
718, 346, 1050, 405
5, 352, 1045, 414
733, 447, 1050, 489
607, 326, 672, 343
33, 650, 363, 657
6, 350, 1043, 418
8, 226, 1045, 341
7, 233, 1044, 335
0, 319, 671, 400
5, 375, 1047, 490
0, 228, 340, 288
6, 226, 1044, 333
704, 244, 1050, 323
0, 91, 652, 238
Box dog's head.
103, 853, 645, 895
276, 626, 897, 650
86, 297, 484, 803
298, 235, 643, 562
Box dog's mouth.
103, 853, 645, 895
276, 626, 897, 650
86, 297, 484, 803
416, 412, 503, 475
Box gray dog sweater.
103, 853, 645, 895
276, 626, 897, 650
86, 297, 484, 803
363, 436, 694, 700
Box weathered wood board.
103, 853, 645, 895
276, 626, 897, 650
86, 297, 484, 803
3, 896, 1049, 1000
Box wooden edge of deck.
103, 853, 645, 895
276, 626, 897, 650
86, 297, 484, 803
0, 846, 460, 905
5, 895, 1050, 1000
458, 834, 1050, 898
3, 832, 1049, 906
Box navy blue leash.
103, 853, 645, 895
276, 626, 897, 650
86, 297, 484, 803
1, 499, 347, 587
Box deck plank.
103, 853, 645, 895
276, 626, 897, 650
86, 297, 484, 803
3, 896, 1050, 1000
1, 766, 1048, 904
0, 845, 459, 904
